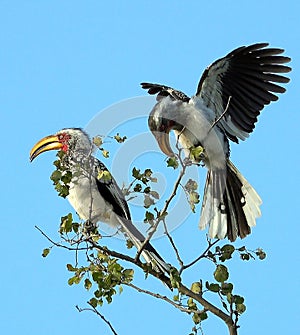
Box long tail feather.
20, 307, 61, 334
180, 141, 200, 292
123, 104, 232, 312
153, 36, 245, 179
199, 160, 262, 241
115, 216, 170, 274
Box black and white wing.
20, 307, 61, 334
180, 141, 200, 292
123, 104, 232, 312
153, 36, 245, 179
93, 159, 132, 221
93, 159, 170, 274
141, 82, 190, 102
195, 43, 291, 142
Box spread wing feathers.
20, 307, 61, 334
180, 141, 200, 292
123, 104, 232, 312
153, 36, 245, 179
141, 82, 190, 102
93, 159, 170, 274
196, 43, 291, 143
200, 160, 262, 242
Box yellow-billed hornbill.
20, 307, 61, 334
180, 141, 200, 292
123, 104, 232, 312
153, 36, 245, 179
142, 43, 291, 242
30, 128, 169, 274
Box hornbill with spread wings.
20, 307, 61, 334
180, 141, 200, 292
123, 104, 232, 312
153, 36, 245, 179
142, 43, 291, 242
30, 128, 169, 274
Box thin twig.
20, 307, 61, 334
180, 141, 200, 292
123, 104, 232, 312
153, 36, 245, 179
180, 239, 220, 274
162, 218, 184, 268
134, 218, 161, 262
35, 225, 91, 251
135, 146, 187, 262
208, 96, 232, 133
76, 304, 118, 335
125, 282, 204, 315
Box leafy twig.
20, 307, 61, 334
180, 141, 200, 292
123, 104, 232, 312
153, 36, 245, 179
125, 282, 205, 315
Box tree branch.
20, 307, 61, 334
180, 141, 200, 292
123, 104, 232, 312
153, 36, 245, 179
135, 149, 187, 263
162, 218, 184, 268
125, 282, 200, 315
76, 304, 118, 335
35, 225, 92, 251
180, 238, 219, 274
178, 284, 237, 335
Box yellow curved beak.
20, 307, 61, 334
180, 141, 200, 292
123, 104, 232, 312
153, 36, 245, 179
30, 135, 62, 162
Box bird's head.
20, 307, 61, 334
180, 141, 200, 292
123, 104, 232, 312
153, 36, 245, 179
148, 108, 183, 157
30, 128, 92, 162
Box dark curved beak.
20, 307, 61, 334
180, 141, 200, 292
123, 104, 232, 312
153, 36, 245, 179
152, 130, 174, 157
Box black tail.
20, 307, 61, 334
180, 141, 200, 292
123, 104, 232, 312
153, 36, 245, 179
199, 160, 262, 241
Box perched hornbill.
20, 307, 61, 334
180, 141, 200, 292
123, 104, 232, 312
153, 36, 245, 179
141, 43, 291, 242
30, 128, 169, 274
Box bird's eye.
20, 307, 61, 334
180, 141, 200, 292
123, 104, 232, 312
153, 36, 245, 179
58, 133, 71, 143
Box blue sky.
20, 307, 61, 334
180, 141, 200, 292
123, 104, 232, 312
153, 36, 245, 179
1, 1, 299, 334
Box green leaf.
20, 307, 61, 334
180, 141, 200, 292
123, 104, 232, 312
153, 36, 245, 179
150, 190, 160, 199
66, 263, 77, 272
133, 183, 142, 192
54, 183, 69, 198
50, 170, 62, 183
144, 194, 154, 208
114, 133, 127, 143
221, 282, 233, 294
184, 179, 198, 192
150, 177, 157, 183
236, 303, 246, 314
126, 239, 134, 249
60, 213, 73, 233
144, 211, 155, 223
192, 313, 201, 325
256, 248, 267, 260
84, 278, 92, 290
233, 295, 244, 304
170, 267, 181, 288
89, 297, 98, 308
237, 246, 246, 251
219, 244, 235, 262
189, 191, 200, 212
68, 276, 77, 286
173, 294, 179, 302
101, 149, 109, 158
199, 311, 208, 321
72, 221, 80, 233
187, 298, 197, 310
207, 283, 220, 292
97, 170, 112, 182
240, 253, 250, 261
123, 269, 134, 282
143, 186, 151, 193
144, 169, 153, 177
214, 265, 229, 283
42, 248, 50, 258
191, 282, 202, 294
132, 167, 141, 179
166, 157, 179, 169
93, 136, 103, 147
190, 145, 204, 161
61, 171, 72, 184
